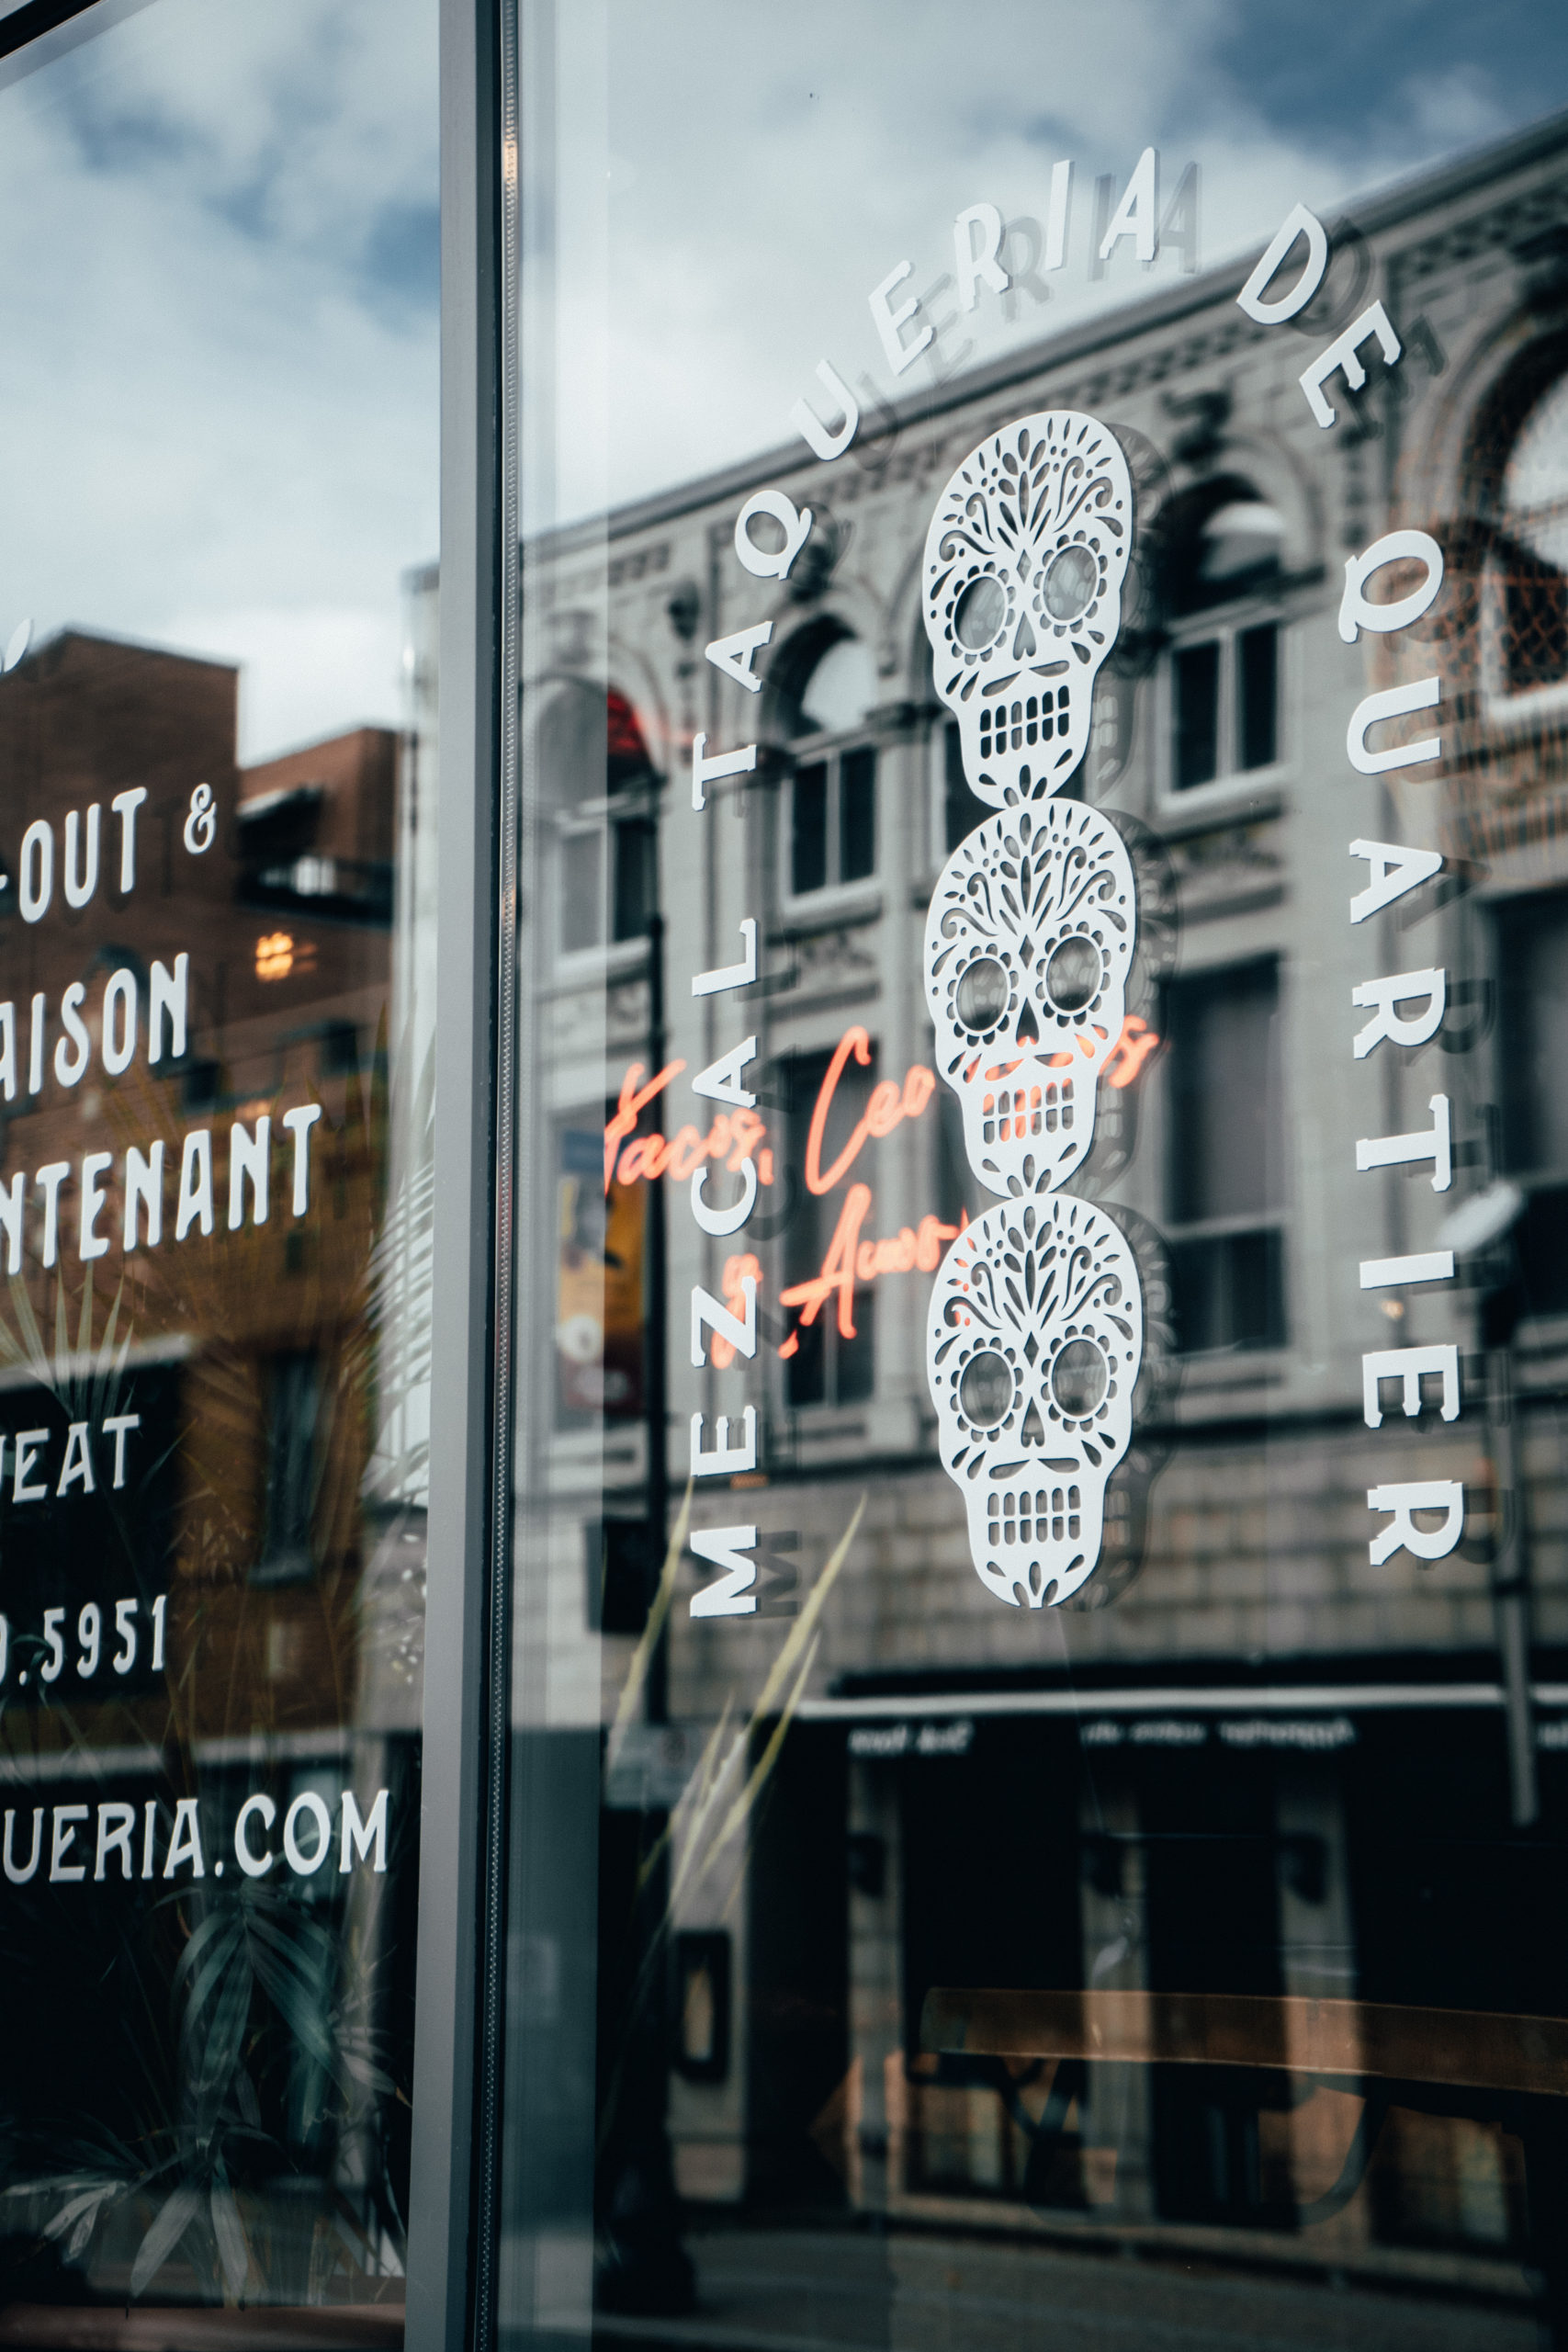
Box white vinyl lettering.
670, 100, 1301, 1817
1359, 1250, 1455, 1289
1300, 300, 1402, 427
1349, 838, 1443, 924
1361, 1344, 1461, 1430
175, 1129, 214, 1240
734, 491, 812, 582
868, 260, 933, 375
705, 623, 773, 695
690, 1523, 760, 1619
691, 1159, 758, 1236
1098, 146, 1158, 264
691, 732, 757, 813
1347, 677, 1441, 775
692, 1036, 757, 1110
282, 1104, 321, 1216
110, 786, 147, 891
339, 1789, 389, 1874
149, 955, 189, 1063
1351, 968, 1446, 1058
789, 360, 859, 461
1338, 529, 1445, 643
62, 804, 99, 910
691, 1275, 757, 1368
18, 821, 51, 922
78, 1153, 112, 1263
1367, 1479, 1465, 1566
0, 1172, 22, 1275
54, 984, 89, 1087
124, 1144, 164, 1250
163, 1797, 206, 1880
690, 1408, 758, 1478
228, 1116, 270, 1230
36, 1161, 69, 1268
692, 920, 758, 998
101, 968, 137, 1076
1235, 200, 1328, 324
953, 203, 1010, 311
1356, 1093, 1452, 1192
235, 1794, 276, 1878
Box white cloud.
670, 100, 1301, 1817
0, 0, 436, 763
521, 0, 1551, 521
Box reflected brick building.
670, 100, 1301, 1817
0, 628, 421, 2301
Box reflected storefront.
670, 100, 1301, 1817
14, 2, 1568, 2350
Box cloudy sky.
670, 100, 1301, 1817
0, 0, 437, 763
2, 0, 1568, 760
536, 0, 1568, 527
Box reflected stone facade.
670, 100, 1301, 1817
528, 111, 1568, 2289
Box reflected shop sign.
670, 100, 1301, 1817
661, 169, 1485, 1622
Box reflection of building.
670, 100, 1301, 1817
0, 627, 419, 2299
528, 111, 1568, 2308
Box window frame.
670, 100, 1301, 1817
1156, 603, 1288, 808
1158, 955, 1289, 1361
781, 729, 881, 912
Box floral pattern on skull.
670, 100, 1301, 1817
928, 1194, 1143, 1607
923, 411, 1132, 804
925, 801, 1135, 1196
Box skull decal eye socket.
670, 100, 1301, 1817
922, 411, 1133, 806
1044, 934, 1100, 1013
926, 803, 1136, 1195
1051, 1337, 1109, 1418
959, 1351, 1012, 1428
1042, 544, 1099, 621
928, 1194, 1143, 1609
955, 956, 1010, 1033
953, 574, 1009, 649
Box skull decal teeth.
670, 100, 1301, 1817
925, 801, 1135, 1197
929, 1195, 1142, 1608
922, 411, 1132, 804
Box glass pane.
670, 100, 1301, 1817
0, 0, 436, 2332
792, 761, 829, 895
502, 11, 1568, 2348
1173, 638, 1221, 788
1238, 621, 1279, 771
839, 745, 876, 882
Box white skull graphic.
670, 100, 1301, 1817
928, 1195, 1143, 1608
926, 802, 1135, 1196
923, 411, 1132, 804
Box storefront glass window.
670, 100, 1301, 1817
0, 0, 437, 2334
491, 11, 1568, 2350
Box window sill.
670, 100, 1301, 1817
774, 883, 883, 938
1155, 768, 1288, 834
549, 935, 649, 989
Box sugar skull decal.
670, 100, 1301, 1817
928, 1195, 1143, 1608
923, 412, 1132, 805
925, 800, 1135, 1196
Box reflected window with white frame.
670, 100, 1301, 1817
1159, 486, 1285, 794
542, 682, 658, 956
776, 629, 879, 899
1484, 369, 1568, 706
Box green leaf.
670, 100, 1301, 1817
209, 2178, 249, 2300
130, 2182, 203, 2298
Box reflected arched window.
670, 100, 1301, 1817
1496, 376, 1568, 695
1156, 480, 1285, 793
772, 624, 878, 899
539, 682, 657, 953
